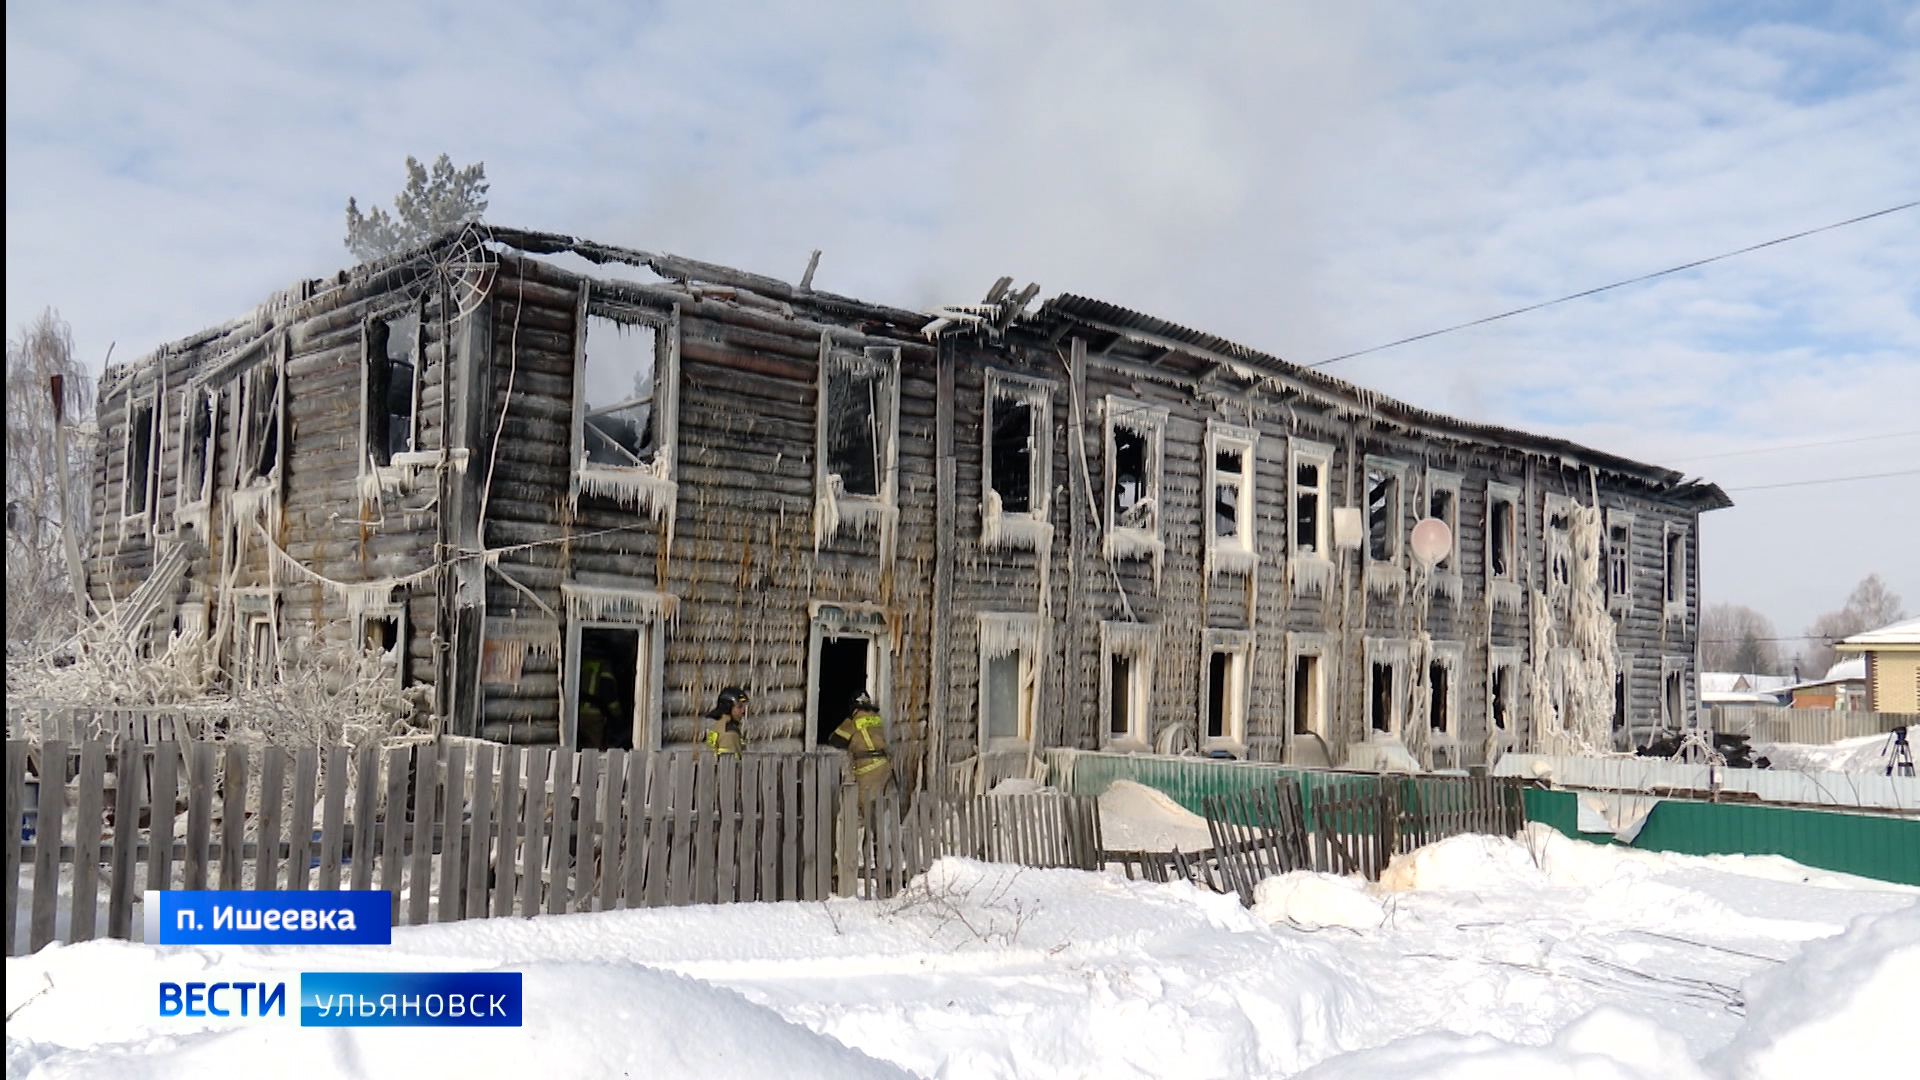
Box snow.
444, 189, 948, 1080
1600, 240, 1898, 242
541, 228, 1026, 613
8, 828, 1914, 1079
1750, 730, 1907, 773
1096, 778, 1216, 851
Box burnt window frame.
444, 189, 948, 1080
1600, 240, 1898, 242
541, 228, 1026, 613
570, 288, 682, 516
1101, 396, 1168, 565
560, 584, 672, 752
1362, 456, 1408, 568
119, 384, 160, 525
1662, 521, 1689, 621
979, 612, 1045, 751
1424, 468, 1463, 573
173, 384, 219, 525
1363, 636, 1411, 737
1200, 628, 1254, 753
1425, 640, 1465, 740
1204, 422, 1259, 576
360, 306, 420, 472
815, 338, 901, 543
1100, 621, 1157, 749
1488, 645, 1524, 746
980, 368, 1054, 551
1286, 631, 1332, 743
1605, 509, 1636, 614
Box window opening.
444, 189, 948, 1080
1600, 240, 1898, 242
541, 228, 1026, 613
1207, 652, 1231, 739
1428, 487, 1455, 571
181, 390, 215, 506
1113, 427, 1147, 521
1614, 669, 1627, 732
244, 362, 279, 481
575, 627, 639, 751
816, 636, 872, 746
1293, 653, 1322, 736
1295, 461, 1322, 553
1370, 662, 1395, 733
1109, 653, 1132, 739
1491, 665, 1513, 731
990, 396, 1034, 514
582, 317, 657, 468
1490, 497, 1514, 578
827, 363, 886, 497
1546, 502, 1572, 591
1428, 661, 1450, 733
1607, 517, 1633, 605
985, 653, 1026, 741
1664, 528, 1686, 610
1664, 668, 1685, 729
243, 616, 276, 690
1366, 467, 1398, 562
1215, 450, 1243, 539
364, 314, 417, 467
125, 401, 154, 517
364, 616, 399, 654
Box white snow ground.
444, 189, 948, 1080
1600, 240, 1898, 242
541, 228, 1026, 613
6, 825, 1914, 1079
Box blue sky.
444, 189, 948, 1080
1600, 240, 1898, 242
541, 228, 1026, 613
8, 1, 1918, 655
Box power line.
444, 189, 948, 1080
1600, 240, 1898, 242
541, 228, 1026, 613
1309, 200, 1919, 369
1724, 468, 1920, 492
1669, 429, 1920, 463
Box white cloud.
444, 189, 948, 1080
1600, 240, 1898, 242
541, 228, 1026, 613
7, 0, 1917, 642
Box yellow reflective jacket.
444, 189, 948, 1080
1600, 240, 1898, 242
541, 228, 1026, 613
705, 722, 742, 756
830, 709, 889, 775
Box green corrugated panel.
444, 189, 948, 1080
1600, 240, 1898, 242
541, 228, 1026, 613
1523, 788, 1581, 838
1630, 801, 1920, 886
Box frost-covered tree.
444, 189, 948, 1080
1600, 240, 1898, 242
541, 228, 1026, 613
344, 154, 489, 263
1802, 573, 1908, 677
5, 309, 94, 645
1701, 604, 1782, 675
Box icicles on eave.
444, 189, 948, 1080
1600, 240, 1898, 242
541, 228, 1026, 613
1207, 545, 1257, 579
1289, 554, 1336, 599
562, 583, 680, 627
1431, 571, 1463, 606
1365, 563, 1404, 600
1490, 580, 1525, 614
576, 464, 677, 522
1102, 527, 1164, 587
980, 612, 1047, 660
814, 473, 900, 565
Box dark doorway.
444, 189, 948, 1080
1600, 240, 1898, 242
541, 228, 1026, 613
816, 636, 869, 745
576, 628, 638, 751
1108, 653, 1132, 739
1428, 662, 1449, 733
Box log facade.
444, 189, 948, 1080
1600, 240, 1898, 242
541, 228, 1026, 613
85, 226, 1730, 785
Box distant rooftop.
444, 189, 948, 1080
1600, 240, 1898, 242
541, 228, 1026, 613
1836, 617, 1920, 650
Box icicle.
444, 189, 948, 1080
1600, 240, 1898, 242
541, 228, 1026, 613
1289, 554, 1336, 599
562, 584, 678, 625
1365, 563, 1404, 600
980, 613, 1046, 660
575, 464, 677, 521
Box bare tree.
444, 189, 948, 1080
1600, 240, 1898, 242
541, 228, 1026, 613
5, 310, 94, 646
344, 154, 489, 263
1701, 603, 1782, 674
1802, 573, 1908, 677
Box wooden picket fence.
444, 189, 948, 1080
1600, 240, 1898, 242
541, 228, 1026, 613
859, 791, 1103, 899
4, 737, 845, 955
1195, 773, 1527, 905
6, 702, 211, 745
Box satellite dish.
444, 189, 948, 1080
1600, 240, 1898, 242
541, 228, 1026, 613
1410, 517, 1453, 566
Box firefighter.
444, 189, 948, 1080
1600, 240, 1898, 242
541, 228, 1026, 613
703, 686, 748, 757
827, 692, 894, 806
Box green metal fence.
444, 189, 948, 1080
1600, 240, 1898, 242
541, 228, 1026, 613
1055, 750, 1920, 887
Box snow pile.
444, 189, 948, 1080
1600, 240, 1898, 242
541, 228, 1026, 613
1378, 830, 1545, 892
8, 837, 1915, 1079
1714, 903, 1920, 1079
1296, 1006, 1708, 1079
1253, 872, 1386, 930
1096, 779, 1216, 851
6, 961, 913, 1080
1750, 731, 1906, 774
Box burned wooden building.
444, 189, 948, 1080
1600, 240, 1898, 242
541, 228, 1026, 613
85, 225, 1730, 785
